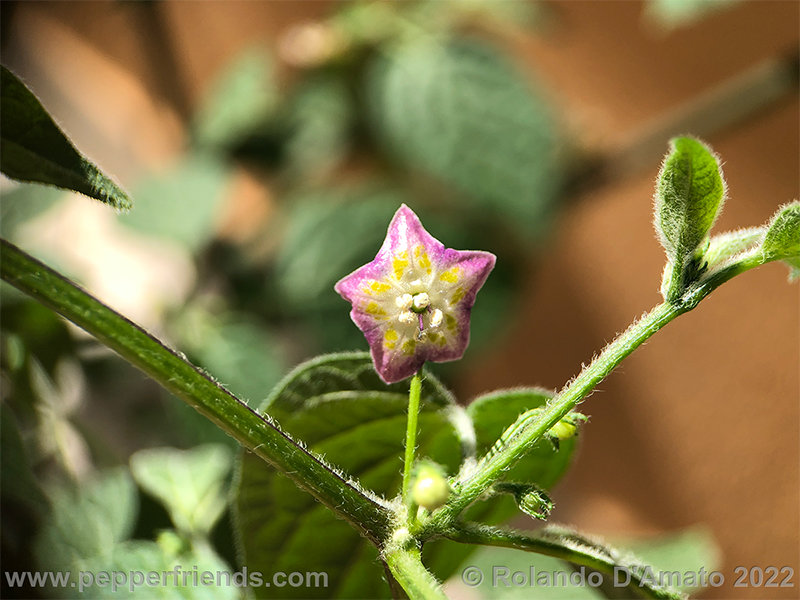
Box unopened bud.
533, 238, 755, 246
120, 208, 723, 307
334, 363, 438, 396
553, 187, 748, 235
412, 463, 449, 511
549, 420, 577, 441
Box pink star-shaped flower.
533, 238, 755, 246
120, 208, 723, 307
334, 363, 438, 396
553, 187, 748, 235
335, 205, 496, 384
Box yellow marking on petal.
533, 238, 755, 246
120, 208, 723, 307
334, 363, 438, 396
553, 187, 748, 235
365, 302, 386, 318
385, 328, 398, 350
451, 287, 466, 304
370, 281, 392, 294
426, 332, 447, 347
393, 251, 409, 280
415, 245, 432, 274
445, 314, 458, 332
401, 339, 416, 355
439, 267, 460, 284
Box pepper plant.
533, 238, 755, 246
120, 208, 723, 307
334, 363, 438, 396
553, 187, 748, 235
2, 66, 798, 599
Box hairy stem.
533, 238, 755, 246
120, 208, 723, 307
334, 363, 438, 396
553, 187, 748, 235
0, 239, 392, 543
422, 251, 769, 533
384, 544, 447, 600
402, 373, 422, 519
446, 523, 681, 600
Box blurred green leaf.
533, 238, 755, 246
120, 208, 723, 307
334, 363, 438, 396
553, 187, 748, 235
452, 525, 715, 599
130, 445, 233, 537
34, 468, 138, 575
622, 527, 720, 596
119, 154, 228, 250
366, 37, 561, 239
172, 308, 285, 405
235, 353, 464, 599
193, 49, 277, 150
0, 66, 131, 210
645, 0, 741, 29
413, 0, 543, 31
78, 539, 237, 599
284, 75, 353, 181
276, 188, 402, 307
274, 186, 406, 352
1, 405, 50, 556
0, 183, 64, 240
457, 548, 603, 599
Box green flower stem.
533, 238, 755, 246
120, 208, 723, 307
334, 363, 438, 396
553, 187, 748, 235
0, 239, 392, 544
445, 523, 681, 600
384, 543, 447, 600
402, 373, 422, 518
422, 251, 770, 534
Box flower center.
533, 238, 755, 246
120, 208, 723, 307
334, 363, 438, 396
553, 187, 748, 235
395, 290, 442, 336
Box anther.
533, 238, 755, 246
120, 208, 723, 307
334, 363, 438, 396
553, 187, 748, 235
411, 292, 430, 313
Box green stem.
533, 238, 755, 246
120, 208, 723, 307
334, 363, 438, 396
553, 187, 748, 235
402, 373, 422, 517
445, 523, 681, 600
430, 301, 682, 528
423, 252, 768, 533
0, 239, 392, 544
384, 543, 446, 600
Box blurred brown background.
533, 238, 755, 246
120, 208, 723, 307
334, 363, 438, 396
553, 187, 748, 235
2, 1, 797, 598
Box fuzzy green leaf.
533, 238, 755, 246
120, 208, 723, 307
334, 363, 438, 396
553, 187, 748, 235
235, 356, 579, 598
762, 202, 800, 270
655, 137, 725, 295
366, 37, 560, 239
130, 445, 232, 536
234, 353, 463, 599
0, 66, 131, 210
702, 226, 765, 273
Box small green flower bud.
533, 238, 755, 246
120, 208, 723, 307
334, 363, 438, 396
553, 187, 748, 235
412, 463, 449, 511
493, 482, 554, 520
549, 420, 577, 441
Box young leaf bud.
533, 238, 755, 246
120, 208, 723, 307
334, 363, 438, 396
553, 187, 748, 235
762, 202, 800, 279
654, 137, 726, 300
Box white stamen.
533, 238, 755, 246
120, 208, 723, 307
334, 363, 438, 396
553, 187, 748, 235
398, 311, 416, 324
429, 308, 443, 328
396, 293, 413, 310
409, 279, 423, 292
412, 292, 430, 311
